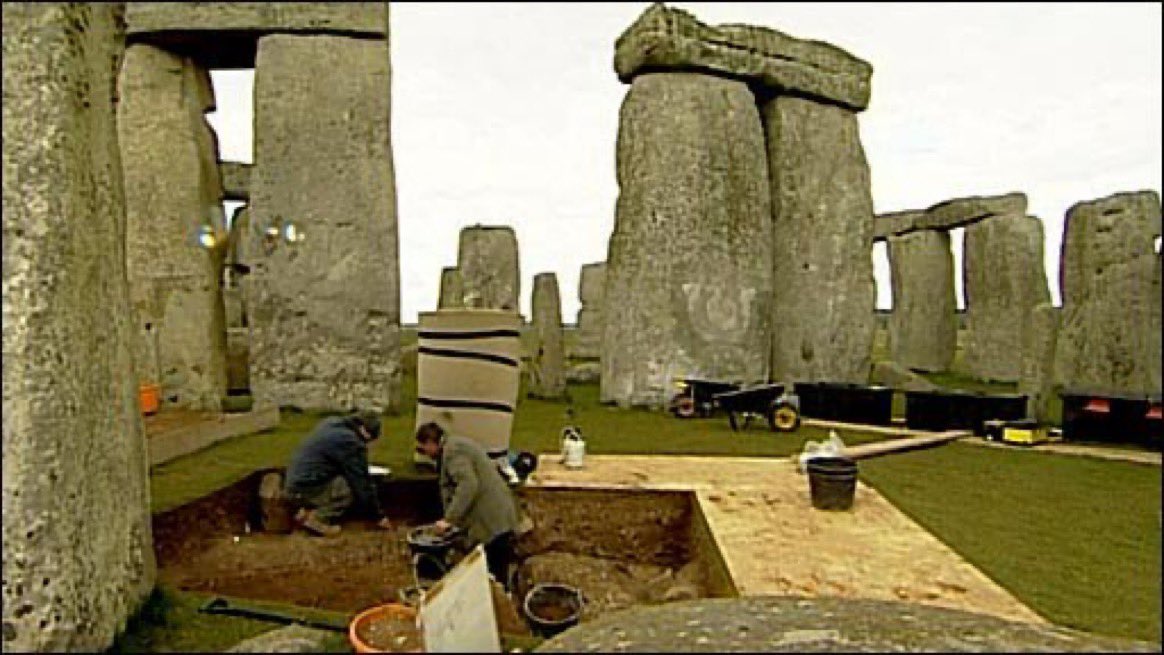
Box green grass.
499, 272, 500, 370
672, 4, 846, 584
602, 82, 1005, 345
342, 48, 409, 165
861, 444, 1161, 642
136, 376, 1161, 650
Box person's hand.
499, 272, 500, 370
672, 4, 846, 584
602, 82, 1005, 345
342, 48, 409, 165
433, 518, 453, 535
376, 517, 393, 530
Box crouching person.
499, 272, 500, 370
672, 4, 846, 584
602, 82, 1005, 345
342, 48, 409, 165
415, 422, 519, 590
284, 411, 393, 536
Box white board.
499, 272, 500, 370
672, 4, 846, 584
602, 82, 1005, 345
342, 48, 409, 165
418, 544, 500, 653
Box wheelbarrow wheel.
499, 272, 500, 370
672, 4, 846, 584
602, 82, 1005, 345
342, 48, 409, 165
672, 395, 697, 419
768, 402, 801, 432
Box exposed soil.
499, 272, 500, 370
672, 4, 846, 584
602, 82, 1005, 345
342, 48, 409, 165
152, 471, 714, 631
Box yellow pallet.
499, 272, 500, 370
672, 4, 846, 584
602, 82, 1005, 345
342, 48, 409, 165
1002, 425, 1050, 446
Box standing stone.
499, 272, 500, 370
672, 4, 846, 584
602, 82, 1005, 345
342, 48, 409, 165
458, 226, 520, 311
962, 215, 1051, 382
573, 262, 607, 359
763, 95, 876, 384
1019, 304, 1061, 423
249, 34, 400, 411
118, 43, 228, 410
528, 273, 566, 399
438, 266, 464, 309
601, 73, 773, 407
1054, 191, 1162, 395
3, 4, 155, 650
888, 230, 957, 372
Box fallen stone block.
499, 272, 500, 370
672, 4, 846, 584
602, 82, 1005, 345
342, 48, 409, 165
870, 361, 940, 392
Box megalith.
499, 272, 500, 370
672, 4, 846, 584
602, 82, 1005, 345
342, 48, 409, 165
962, 214, 1051, 382
528, 273, 567, 399
118, 43, 229, 410
888, 230, 957, 372
573, 262, 607, 359
248, 34, 401, 411
458, 226, 521, 311
601, 72, 773, 407
1053, 191, 1162, 395
1019, 304, 1061, 423
3, 4, 155, 650
764, 95, 877, 384
438, 266, 464, 309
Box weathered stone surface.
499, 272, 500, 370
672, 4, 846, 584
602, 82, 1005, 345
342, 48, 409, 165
921, 192, 1027, 232
224, 285, 245, 329
888, 230, 957, 372
873, 193, 1028, 241
962, 215, 1051, 382
119, 43, 229, 410
1019, 304, 1061, 423
528, 273, 566, 399
2, 4, 155, 650
225, 624, 335, 653
249, 34, 400, 411
566, 361, 602, 384
220, 160, 252, 201
1054, 191, 1162, 395
871, 209, 924, 241
601, 73, 772, 407
764, 96, 876, 384
226, 327, 251, 392
126, 2, 389, 69
537, 596, 1159, 652
870, 361, 940, 392
438, 266, 464, 309
615, 3, 872, 110
458, 226, 520, 311
573, 262, 607, 359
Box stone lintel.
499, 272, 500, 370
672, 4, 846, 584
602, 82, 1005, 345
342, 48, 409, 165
219, 161, 252, 201
614, 2, 872, 110
126, 2, 389, 68
873, 192, 1028, 241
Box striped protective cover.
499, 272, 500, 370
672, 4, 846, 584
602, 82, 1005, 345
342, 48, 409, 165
415, 309, 523, 460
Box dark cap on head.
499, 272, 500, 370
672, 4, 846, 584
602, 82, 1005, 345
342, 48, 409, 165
352, 411, 382, 439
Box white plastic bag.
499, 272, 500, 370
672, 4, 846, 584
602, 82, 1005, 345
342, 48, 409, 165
795, 430, 847, 474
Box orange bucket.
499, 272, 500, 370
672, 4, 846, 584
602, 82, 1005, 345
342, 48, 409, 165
139, 384, 160, 416
349, 603, 423, 653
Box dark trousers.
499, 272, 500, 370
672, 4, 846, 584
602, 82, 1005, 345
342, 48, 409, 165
484, 531, 515, 591
285, 476, 353, 523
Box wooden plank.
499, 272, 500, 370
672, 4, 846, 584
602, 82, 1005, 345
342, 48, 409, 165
843, 431, 970, 461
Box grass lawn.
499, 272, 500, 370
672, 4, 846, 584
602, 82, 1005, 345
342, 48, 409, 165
129, 378, 1160, 651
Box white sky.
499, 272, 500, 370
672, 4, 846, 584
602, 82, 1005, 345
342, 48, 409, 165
207, 2, 1162, 324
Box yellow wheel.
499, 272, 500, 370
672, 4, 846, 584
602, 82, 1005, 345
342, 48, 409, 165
768, 403, 801, 432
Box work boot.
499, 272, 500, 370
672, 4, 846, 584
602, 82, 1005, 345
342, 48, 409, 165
296, 509, 341, 537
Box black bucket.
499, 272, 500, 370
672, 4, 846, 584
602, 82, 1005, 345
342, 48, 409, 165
807, 457, 858, 511
522, 583, 583, 638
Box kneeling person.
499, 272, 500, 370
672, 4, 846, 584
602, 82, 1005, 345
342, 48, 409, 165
416, 422, 519, 590
284, 411, 392, 536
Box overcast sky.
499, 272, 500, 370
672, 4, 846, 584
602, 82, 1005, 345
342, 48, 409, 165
207, 2, 1162, 324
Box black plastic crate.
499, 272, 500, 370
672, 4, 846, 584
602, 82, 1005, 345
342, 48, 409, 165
905, 389, 979, 432
1060, 390, 1161, 447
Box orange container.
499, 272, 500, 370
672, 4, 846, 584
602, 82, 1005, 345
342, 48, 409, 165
139, 384, 160, 416
349, 603, 423, 653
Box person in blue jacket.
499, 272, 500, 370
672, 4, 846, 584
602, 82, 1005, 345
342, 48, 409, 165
283, 411, 393, 536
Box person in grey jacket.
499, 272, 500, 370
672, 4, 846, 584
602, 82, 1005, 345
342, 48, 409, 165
415, 422, 520, 589
284, 411, 392, 536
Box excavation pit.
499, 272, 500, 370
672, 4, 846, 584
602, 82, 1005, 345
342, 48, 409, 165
151, 469, 734, 632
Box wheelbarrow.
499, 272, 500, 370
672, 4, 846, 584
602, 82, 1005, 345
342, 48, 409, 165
668, 378, 741, 418
713, 383, 801, 432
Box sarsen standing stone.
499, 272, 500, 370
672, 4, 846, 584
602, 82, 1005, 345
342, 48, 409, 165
601, 72, 772, 407
249, 34, 401, 411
